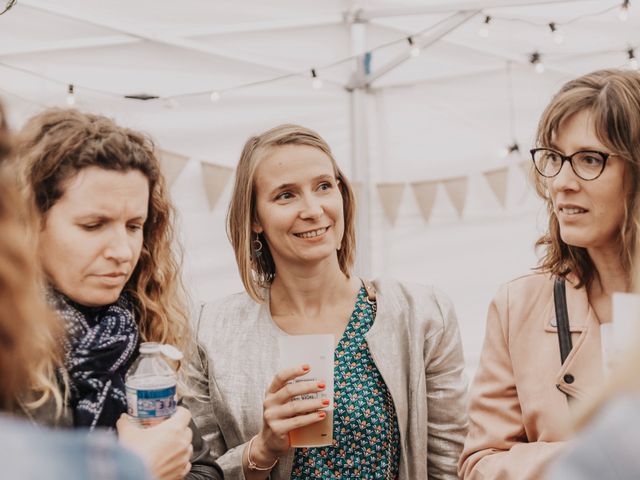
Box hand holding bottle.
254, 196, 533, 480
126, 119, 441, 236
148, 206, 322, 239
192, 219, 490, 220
117, 406, 193, 480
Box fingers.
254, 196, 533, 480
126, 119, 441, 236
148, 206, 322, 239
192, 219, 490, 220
266, 397, 329, 422
115, 414, 128, 431
267, 378, 326, 407
170, 406, 192, 427
268, 410, 327, 438
179, 462, 192, 479
267, 364, 310, 394
171, 441, 192, 479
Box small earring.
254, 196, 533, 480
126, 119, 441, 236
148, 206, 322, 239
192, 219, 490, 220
253, 237, 263, 258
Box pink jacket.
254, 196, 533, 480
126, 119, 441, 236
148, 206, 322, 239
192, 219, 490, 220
459, 273, 605, 480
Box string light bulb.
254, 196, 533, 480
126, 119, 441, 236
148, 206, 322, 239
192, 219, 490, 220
407, 37, 421, 57
619, 0, 630, 21
548, 22, 564, 45
530, 51, 545, 74
66, 84, 76, 106
311, 69, 323, 89
210, 90, 221, 102
478, 15, 491, 38
499, 142, 520, 158
628, 48, 639, 70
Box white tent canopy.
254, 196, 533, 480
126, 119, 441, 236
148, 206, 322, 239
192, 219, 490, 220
1, 0, 637, 369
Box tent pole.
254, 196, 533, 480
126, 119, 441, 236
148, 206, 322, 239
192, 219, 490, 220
349, 20, 372, 278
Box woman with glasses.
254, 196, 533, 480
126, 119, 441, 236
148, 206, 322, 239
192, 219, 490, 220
459, 68, 640, 480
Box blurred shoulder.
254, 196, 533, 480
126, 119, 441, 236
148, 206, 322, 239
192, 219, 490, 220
0, 415, 150, 479
547, 395, 640, 480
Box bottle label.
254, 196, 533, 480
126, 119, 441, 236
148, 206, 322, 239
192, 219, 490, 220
126, 384, 177, 420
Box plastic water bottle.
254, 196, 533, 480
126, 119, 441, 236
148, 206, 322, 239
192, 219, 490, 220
125, 342, 183, 427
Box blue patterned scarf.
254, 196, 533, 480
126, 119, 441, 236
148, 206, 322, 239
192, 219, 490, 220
49, 290, 139, 430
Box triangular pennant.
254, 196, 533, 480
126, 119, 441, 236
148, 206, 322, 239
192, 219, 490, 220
442, 176, 468, 218
519, 159, 532, 178
158, 149, 189, 186
376, 183, 405, 225
483, 167, 509, 207
411, 180, 438, 223
201, 162, 233, 211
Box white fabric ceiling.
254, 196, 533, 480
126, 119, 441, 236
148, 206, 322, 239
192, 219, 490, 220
1, 0, 637, 370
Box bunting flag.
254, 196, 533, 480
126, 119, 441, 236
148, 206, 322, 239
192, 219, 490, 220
519, 159, 533, 179
483, 167, 509, 207
411, 180, 438, 223
442, 176, 468, 218
158, 149, 189, 186
201, 162, 234, 211
376, 183, 405, 225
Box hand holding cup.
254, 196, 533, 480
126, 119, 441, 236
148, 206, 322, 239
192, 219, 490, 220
251, 364, 329, 464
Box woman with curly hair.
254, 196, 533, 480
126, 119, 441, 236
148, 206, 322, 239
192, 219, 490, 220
0, 101, 172, 479
15, 108, 222, 480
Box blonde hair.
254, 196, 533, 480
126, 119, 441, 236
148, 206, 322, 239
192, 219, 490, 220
227, 124, 357, 302
533, 69, 640, 289
0, 103, 63, 413
15, 108, 196, 371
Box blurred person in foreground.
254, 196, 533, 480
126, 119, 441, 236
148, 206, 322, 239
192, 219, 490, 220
188, 124, 468, 479
13, 108, 222, 480
546, 325, 640, 480
0, 101, 152, 479
459, 68, 640, 479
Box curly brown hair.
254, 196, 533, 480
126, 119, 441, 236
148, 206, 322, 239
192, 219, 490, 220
533, 69, 640, 289
15, 108, 194, 358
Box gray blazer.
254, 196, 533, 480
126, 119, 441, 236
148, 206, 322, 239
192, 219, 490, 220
188, 277, 468, 479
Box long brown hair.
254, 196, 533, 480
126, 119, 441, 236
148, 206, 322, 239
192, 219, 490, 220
227, 124, 357, 302
533, 69, 640, 289
0, 103, 63, 413
15, 108, 194, 359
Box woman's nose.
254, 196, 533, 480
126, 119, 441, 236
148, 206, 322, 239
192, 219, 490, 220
550, 160, 580, 192
104, 228, 134, 263
299, 194, 323, 219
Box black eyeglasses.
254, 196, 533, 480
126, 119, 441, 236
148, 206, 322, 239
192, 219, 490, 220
530, 148, 612, 181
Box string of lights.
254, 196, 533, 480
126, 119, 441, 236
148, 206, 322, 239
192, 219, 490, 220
0, 0, 635, 105
476, 1, 623, 36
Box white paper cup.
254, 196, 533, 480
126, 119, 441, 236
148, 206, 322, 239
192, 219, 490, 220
602, 293, 640, 376
277, 334, 334, 447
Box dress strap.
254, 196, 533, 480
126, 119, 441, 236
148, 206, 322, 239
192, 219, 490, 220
361, 279, 377, 303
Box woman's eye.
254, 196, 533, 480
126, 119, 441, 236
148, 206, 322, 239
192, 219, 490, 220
582, 155, 603, 166
276, 191, 293, 201
547, 153, 561, 164
81, 223, 101, 231
318, 182, 332, 191
127, 224, 143, 232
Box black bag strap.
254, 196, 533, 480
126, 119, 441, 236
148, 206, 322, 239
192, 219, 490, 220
553, 277, 573, 365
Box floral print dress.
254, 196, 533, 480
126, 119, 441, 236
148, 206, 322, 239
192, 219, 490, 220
290, 286, 400, 479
